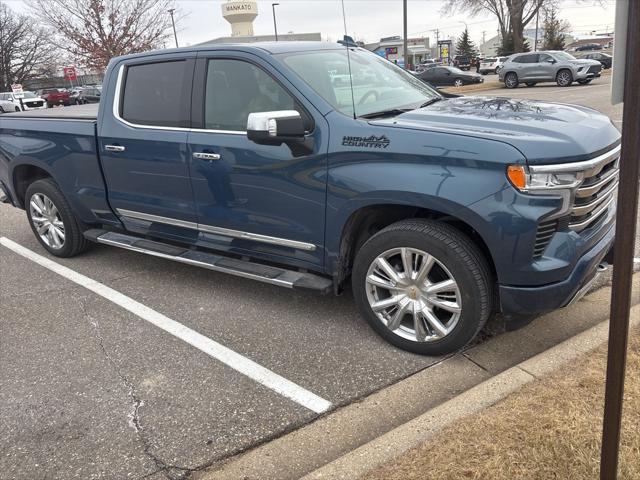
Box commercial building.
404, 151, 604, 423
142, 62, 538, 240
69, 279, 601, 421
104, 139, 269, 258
364, 36, 432, 68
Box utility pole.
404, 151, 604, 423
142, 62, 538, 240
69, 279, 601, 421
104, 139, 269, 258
534, 9, 540, 51
600, 0, 639, 477
482, 31, 486, 45
272, 3, 279, 41
432, 29, 439, 60
168, 8, 179, 48
403, 0, 408, 69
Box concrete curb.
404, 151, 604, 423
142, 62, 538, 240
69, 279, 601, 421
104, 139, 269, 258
302, 304, 640, 480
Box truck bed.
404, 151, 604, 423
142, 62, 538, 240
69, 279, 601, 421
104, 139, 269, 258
3, 103, 98, 120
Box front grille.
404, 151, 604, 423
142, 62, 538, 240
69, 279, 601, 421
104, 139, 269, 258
587, 65, 602, 75
533, 219, 558, 258
25, 101, 44, 107
569, 147, 620, 232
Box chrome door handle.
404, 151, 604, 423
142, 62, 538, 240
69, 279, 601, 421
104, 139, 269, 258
105, 145, 125, 152
193, 152, 221, 161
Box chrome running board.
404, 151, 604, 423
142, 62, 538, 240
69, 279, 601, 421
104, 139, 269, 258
83, 230, 332, 293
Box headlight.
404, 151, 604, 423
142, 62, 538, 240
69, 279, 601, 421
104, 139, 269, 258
507, 165, 582, 192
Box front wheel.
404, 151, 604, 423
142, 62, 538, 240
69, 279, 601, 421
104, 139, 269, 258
25, 178, 91, 257
352, 219, 493, 355
556, 69, 573, 87
453, 78, 464, 87
504, 72, 519, 89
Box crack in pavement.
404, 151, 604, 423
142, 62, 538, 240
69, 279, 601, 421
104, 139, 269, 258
78, 299, 192, 480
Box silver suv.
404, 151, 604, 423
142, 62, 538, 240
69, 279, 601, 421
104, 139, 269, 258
499, 51, 602, 88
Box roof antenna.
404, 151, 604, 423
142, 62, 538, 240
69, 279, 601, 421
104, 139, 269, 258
339, 0, 357, 119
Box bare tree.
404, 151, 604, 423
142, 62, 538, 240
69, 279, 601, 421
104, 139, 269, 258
443, 0, 551, 53
28, 0, 177, 72
0, 2, 56, 91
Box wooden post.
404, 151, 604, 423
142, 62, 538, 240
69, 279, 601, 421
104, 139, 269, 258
600, 0, 640, 477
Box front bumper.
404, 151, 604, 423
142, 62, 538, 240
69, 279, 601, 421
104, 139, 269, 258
499, 222, 615, 316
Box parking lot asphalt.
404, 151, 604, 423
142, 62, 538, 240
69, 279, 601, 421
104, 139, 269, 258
1, 74, 637, 480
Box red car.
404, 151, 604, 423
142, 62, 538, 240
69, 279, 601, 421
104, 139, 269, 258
39, 88, 70, 108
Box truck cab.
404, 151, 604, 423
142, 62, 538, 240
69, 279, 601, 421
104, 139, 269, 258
0, 42, 619, 355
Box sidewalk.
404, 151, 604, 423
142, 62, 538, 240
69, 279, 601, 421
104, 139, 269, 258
364, 325, 639, 480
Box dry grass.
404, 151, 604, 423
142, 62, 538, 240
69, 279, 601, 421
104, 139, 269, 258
364, 328, 640, 480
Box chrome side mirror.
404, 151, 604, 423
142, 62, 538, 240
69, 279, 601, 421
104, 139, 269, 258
247, 110, 305, 145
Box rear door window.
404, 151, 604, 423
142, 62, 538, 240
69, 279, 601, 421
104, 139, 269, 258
121, 60, 191, 128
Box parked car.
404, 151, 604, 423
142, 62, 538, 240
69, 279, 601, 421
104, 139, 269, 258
415, 66, 484, 87
69, 88, 83, 104
0, 43, 618, 355
75, 87, 101, 104
479, 56, 509, 74
38, 88, 71, 107
0, 91, 46, 111
577, 52, 612, 69
575, 43, 602, 52
499, 51, 602, 88
0, 96, 18, 113
452, 55, 471, 70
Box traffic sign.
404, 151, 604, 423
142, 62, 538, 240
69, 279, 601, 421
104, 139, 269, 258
11, 84, 24, 99
63, 66, 77, 81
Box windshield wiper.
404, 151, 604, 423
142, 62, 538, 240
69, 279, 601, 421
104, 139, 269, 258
419, 97, 443, 108
359, 108, 412, 119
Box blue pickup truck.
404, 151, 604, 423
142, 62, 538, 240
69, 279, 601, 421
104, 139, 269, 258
0, 42, 620, 355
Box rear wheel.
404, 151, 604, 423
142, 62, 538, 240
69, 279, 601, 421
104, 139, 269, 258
352, 219, 493, 355
25, 178, 91, 257
556, 69, 573, 87
504, 72, 519, 89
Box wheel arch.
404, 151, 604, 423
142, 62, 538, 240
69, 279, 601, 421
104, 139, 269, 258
12, 163, 54, 208
332, 202, 497, 292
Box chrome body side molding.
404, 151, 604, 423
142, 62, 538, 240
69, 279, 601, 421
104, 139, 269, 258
116, 208, 317, 251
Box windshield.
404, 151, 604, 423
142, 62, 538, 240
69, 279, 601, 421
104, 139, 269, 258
281, 48, 439, 117
553, 52, 576, 61
23, 92, 37, 98
447, 67, 467, 74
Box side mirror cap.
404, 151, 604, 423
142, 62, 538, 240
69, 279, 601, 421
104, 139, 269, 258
247, 110, 305, 145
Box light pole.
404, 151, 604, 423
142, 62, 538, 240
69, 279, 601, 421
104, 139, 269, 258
168, 8, 179, 48
272, 3, 279, 42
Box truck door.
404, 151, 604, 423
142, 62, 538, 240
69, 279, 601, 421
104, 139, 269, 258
186, 54, 328, 268
98, 54, 198, 241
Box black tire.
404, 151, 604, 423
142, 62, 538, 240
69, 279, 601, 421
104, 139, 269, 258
577, 79, 592, 85
525, 82, 536, 87
453, 78, 464, 87
0, 106, 4, 113
25, 178, 91, 257
556, 69, 573, 87
494, 67, 500, 74
504, 72, 519, 89
352, 219, 493, 355
47, 102, 53, 108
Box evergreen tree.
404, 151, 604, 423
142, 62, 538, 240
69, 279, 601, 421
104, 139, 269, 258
455, 28, 478, 58
542, 6, 569, 51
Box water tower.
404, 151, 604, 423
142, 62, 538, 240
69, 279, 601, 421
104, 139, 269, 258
222, 1, 258, 37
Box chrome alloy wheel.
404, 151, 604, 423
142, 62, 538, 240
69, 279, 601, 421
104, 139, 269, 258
557, 70, 572, 86
29, 193, 65, 249
365, 247, 462, 343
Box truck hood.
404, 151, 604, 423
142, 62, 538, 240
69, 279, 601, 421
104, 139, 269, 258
371, 96, 620, 164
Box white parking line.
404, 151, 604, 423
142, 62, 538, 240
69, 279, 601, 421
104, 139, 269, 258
0, 237, 332, 414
